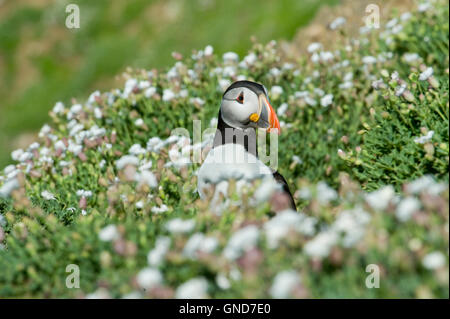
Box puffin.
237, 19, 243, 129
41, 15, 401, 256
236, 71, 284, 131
197, 80, 296, 211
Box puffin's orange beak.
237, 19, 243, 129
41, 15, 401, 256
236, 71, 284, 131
257, 94, 280, 134
265, 97, 280, 134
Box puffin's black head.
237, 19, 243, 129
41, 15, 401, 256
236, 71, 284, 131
223, 80, 268, 97
220, 80, 280, 133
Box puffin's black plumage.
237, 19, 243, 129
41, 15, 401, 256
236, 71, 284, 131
272, 171, 296, 210
213, 85, 297, 211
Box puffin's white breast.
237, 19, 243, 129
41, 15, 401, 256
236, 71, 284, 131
197, 143, 274, 199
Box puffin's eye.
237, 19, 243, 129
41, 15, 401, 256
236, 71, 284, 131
236, 92, 244, 104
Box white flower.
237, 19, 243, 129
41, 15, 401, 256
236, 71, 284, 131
85, 288, 110, 299
419, 67, 433, 81
4, 164, 16, 175
282, 63, 294, 70
27, 142, 39, 151
292, 155, 302, 164
146, 137, 164, 152
216, 273, 231, 290
162, 89, 176, 102
183, 233, 218, 258
98, 159, 106, 169
138, 159, 152, 172
320, 94, 333, 107
179, 89, 189, 98
418, 2, 431, 12
17, 151, 33, 162
175, 277, 209, 299
87, 90, 101, 105
332, 207, 371, 247
122, 78, 138, 98
304, 230, 338, 258
223, 225, 259, 260
371, 79, 385, 90
396, 197, 420, 222
329, 17, 346, 30
339, 81, 353, 89
422, 251, 446, 270
223, 52, 239, 63
204, 45, 214, 56
316, 181, 337, 204
403, 53, 420, 63
53, 102, 65, 114
151, 204, 168, 214
138, 80, 150, 90
129, 144, 146, 155
0, 178, 20, 198
134, 118, 144, 127
319, 51, 334, 62
221, 66, 235, 78
89, 106, 104, 120
270, 270, 300, 299
189, 97, 205, 106
406, 175, 447, 195
362, 56, 377, 64
270, 86, 283, 98
218, 79, 231, 91
365, 185, 395, 211
294, 91, 309, 99
70, 103, 83, 115
122, 291, 142, 299
270, 67, 281, 77
136, 170, 158, 188
414, 130, 434, 144
76, 189, 93, 198
243, 52, 257, 66
68, 141, 82, 155
11, 149, 24, 161
135, 201, 144, 209
254, 177, 280, 204
136, 268, 163, 290
401, 12, 412, 20
165, 218, 195, 234
98, 225, 120, 242
147, 236, 171, 266
395, 83, 407, 96
386, 18, 398, 29
144, 87, 157, 98
5, 168, 19, 181
343, 72, 353, 82
304, 96, 317, 106
390, 71, 399, 81
116, 155, 139, 169
69, 123, 84, 137
307, 42, 322, 53
264, 210, 316, 248
41, 190, 56, 200
38, 124, 52, 138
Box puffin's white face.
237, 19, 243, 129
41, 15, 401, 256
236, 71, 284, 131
220, 87, 260, 129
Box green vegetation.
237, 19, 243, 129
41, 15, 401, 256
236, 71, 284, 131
0, 0, 336, 168
0, 1, 448, 298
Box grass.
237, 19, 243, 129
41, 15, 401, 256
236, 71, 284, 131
0, 0, 448, 298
